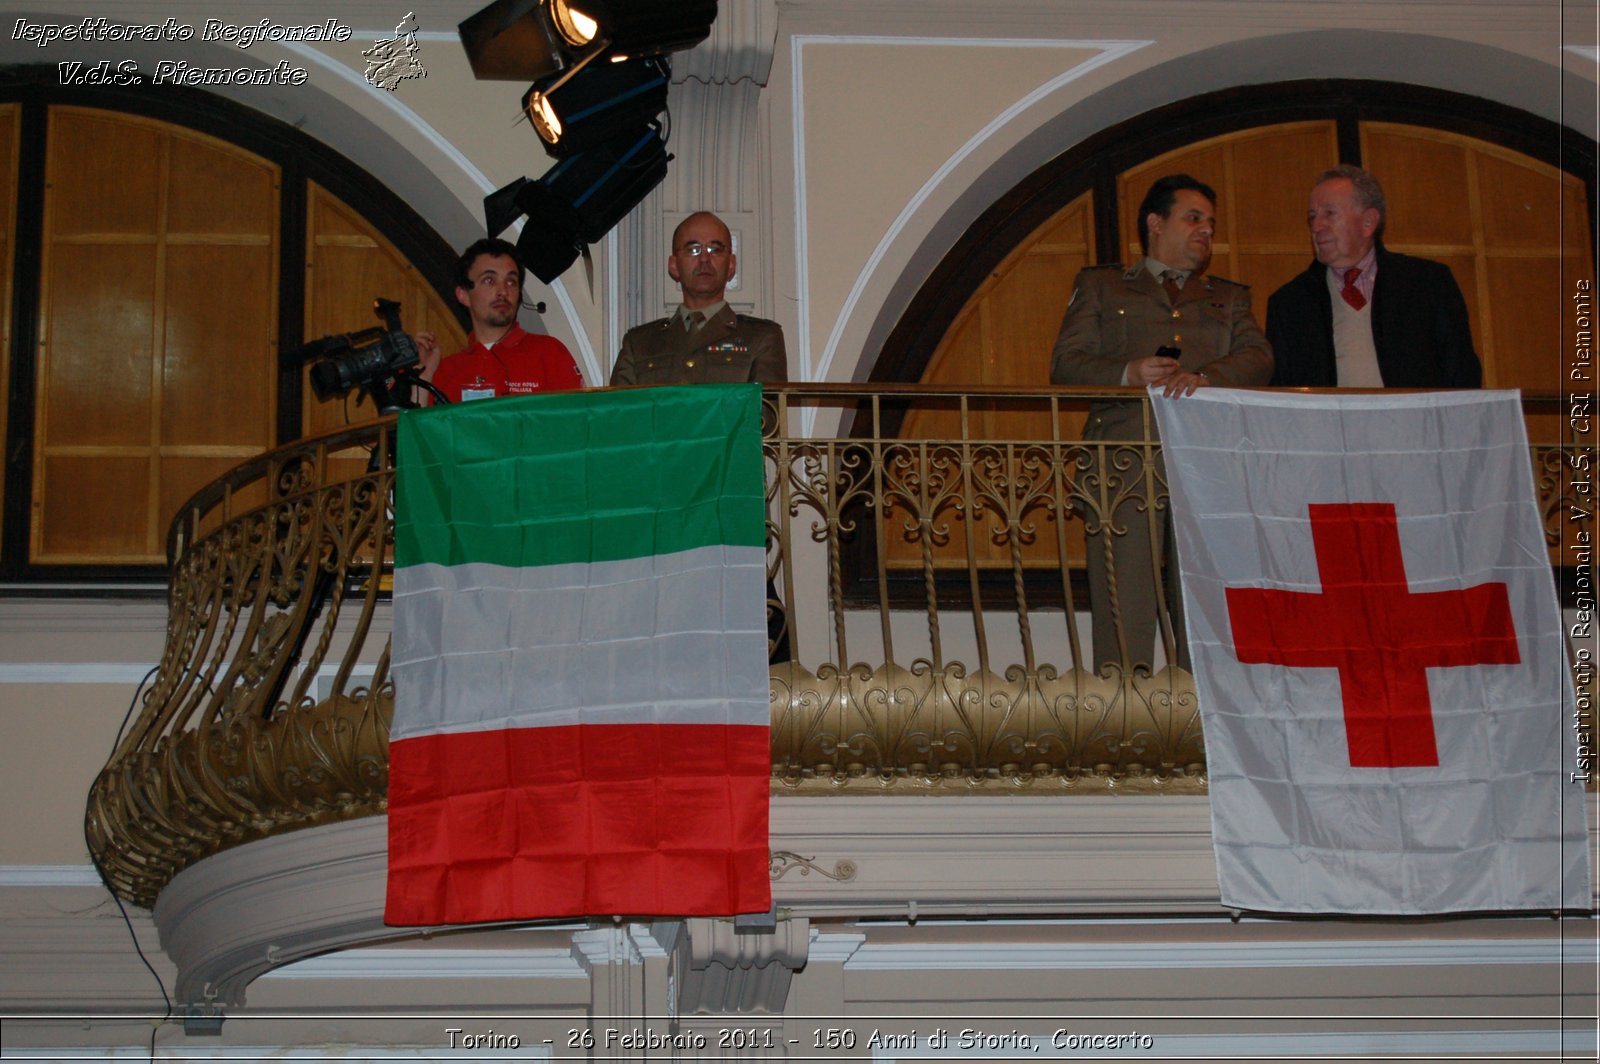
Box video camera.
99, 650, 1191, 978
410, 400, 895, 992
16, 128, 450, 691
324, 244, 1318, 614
288, 298, 446, 413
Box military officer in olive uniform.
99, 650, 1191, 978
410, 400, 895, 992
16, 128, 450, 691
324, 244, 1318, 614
1050, 174, 1272, 675
610, 211, 788, 386
612, 210, 791, 662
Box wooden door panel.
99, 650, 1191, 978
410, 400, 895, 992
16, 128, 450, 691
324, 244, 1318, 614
33, 108, 279, 563
911, 120, 1591, 578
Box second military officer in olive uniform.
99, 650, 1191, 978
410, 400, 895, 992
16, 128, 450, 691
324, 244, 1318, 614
1050, 174, 1272, 675
611, 211, 788, 386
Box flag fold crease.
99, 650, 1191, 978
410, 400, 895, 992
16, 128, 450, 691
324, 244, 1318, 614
1153, 388, 1591, 915
386, 383, 772, 925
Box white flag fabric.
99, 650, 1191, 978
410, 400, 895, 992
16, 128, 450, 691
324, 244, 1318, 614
1152, 388, 1592, 914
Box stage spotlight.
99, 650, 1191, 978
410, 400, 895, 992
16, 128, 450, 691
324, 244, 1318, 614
522, 122, 670, 244
484, 176, 532, 239
461, 1, 717, 80
547, 0, 717, 60
488, 122, 671, 282
458, 0, 565, 81
516, 216, 584, 285
524, 56, 669, 157
548, 0, 600, 48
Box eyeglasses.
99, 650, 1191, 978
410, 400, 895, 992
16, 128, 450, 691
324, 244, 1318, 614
676, 240, 728, 258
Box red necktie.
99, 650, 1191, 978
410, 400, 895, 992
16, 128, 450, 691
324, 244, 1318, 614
1341, 268, 1366, 311
1162, 270, 1183, 304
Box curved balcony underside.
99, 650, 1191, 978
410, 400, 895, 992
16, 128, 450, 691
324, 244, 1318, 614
155, 792, 1223, 1008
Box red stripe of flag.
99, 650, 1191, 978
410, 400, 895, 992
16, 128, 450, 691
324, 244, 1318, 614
385, 723, 771, 923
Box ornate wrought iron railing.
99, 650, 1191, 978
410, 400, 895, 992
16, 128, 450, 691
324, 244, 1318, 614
85, 387, 1587, 906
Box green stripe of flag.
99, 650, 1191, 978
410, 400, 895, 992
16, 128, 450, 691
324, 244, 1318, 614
395, 383, 766, 569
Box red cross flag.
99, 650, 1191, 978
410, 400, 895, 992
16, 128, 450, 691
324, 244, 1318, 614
1151, 389, 1592, 914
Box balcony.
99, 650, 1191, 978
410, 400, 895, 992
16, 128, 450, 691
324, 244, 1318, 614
80, 385, 1589, 1011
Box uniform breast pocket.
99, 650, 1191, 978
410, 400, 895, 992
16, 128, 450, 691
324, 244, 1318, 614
703, 353, 749, 383
1199, 301, 1233, 332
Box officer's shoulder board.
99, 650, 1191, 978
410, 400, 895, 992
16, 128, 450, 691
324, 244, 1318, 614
1204, 274, 1252, 293
627, 316, 675, 334
1068, 264, 1125, 309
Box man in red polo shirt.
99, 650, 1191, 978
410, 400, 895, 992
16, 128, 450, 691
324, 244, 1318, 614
416, 238, 581, 403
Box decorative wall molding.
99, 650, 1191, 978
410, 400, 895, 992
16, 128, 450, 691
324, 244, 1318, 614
262, 947, 586, 981
18, 793, 1595, 1036
842, 936, 1597, 972
787, 35, 1152, 386
807, 930, 867, 965
571, 925, 670, 972
0, 598, 168, 634
0, 865, 105, 886
0, 887, 172, 1012
0, 663, 159, 684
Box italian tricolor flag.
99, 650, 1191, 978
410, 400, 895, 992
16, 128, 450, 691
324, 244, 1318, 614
384, 383, 773, 925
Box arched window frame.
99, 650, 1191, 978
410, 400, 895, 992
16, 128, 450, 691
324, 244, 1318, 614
873, 79, 1598, 386
0, 68, 467, 584
852, 79, 1597, 611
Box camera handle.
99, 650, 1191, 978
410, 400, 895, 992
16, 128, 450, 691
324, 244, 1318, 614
402, 371, 452, 407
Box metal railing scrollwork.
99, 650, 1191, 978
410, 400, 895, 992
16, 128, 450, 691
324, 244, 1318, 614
85, 388, 1588, 907
88, 426, 397, 906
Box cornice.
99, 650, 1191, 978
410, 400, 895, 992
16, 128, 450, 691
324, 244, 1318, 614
0, 597, 169, 634
262, 946, 587, 981
12, 787, 1595, 1020
134, 793, 1600, 1012
0, 662, 160, 683
843, 936, 1597, 971
766, 793, 1221, 916
0, 890, 173, 1011
775, 0, 1561, 33
0, 865, 105, 886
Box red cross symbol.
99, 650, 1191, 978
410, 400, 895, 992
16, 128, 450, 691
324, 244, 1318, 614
1226, 503, 1519, 768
